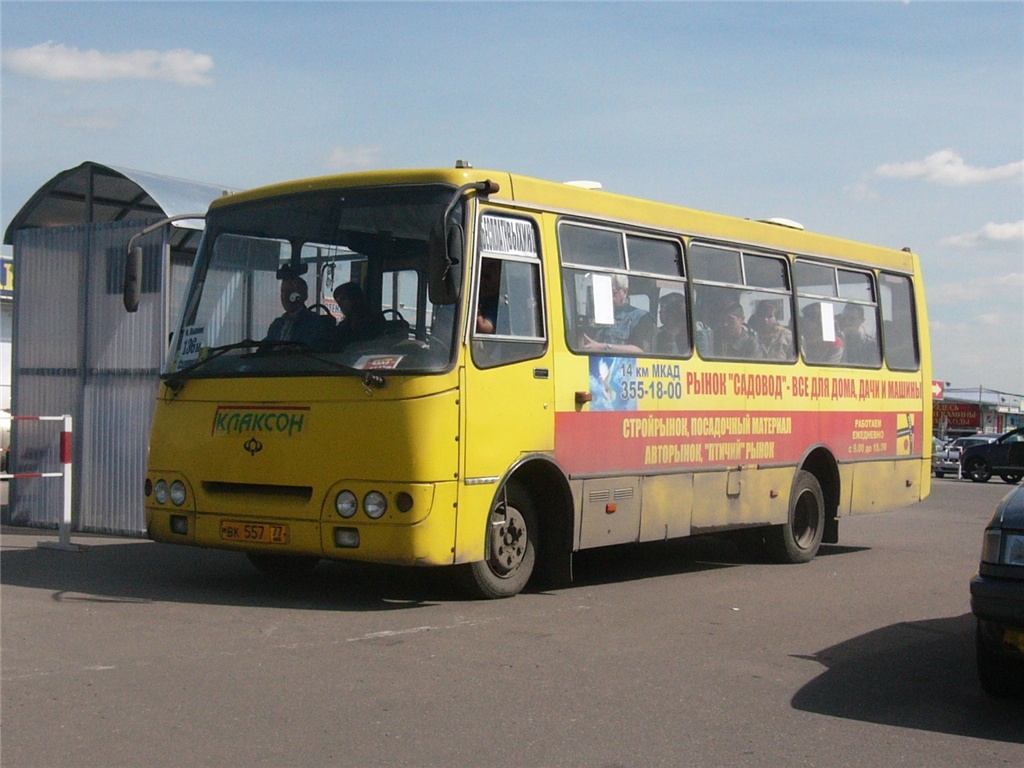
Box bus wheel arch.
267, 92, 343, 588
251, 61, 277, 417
802, 447, 841, 544
766, 448, 837, 563
510, 457, 574, 586
459, 457, 573, 599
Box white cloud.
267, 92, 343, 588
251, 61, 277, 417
2, 41, 213, 86
927, 272, 1024, 306
941, 220, 1024, 248
326, 146, 382, 171
843, 180, 880, 202
874, 149, 1024, 186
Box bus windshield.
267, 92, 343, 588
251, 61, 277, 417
166, 184, 462, 380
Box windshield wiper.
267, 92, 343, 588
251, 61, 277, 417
163, 338, 373, 395
163, 338, 264, 394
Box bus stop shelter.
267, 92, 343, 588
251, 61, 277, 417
3, 161, 232, 534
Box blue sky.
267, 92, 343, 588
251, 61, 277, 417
2, 1, 1022, 394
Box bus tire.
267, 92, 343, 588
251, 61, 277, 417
766, 470, 824, 564
459, 485, 537, 599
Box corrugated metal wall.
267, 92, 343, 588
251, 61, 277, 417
10, 220, 176, 534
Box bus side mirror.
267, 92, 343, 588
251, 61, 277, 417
122, 213, 206, 313
427, 179, 498, 305
124, 245, 142, 312
428, 222, 463, 305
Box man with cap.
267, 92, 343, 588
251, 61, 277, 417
712, 297, 765, 359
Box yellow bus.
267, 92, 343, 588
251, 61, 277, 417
131, 165, 931, 598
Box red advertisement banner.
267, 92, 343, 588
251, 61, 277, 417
554, 409, 923, 475
933, 402, 980, 429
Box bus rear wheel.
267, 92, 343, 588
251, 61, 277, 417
766, 470, 824, 564
459, 485, 537, 599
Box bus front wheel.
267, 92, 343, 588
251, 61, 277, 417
460, 485, 537, 599
766, 470, 824, 564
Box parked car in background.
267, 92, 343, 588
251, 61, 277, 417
971, 484, 1024, 698
961, 427, 1024, 484
932, 434, 1000, 478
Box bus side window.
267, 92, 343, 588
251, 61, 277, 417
472, 215, 546, 370
472, 255, 546, 369
880, 273, 919, 371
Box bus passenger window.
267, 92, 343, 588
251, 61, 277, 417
627, 235, 682, 276
690, 245, 792, 362
795, 260, 881, 368
559, 224, 625, 269
880, 273, 919, 370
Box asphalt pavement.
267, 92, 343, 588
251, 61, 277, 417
2, 478, 1022, 767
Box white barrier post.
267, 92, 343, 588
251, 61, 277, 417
1, 413, 81, 552
39, 415, 78, 551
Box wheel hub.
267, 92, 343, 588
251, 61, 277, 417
489, 506, 527, 576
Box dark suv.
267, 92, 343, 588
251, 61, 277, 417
961, 427, 1024, 484
971, 484, 1024, 698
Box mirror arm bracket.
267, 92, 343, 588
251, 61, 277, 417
123, 213, 206, 313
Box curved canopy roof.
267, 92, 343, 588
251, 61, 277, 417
4, 161, 234, 249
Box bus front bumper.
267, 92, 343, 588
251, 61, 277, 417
146, 482, 459, 567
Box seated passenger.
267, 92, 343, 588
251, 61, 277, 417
749, 300, 794, 360
712, 299, 765, 359
330, 282, 384, 348
837, 304, 879, 366
265, 275, 332, 347
655, 293, 689, 355
800, 302, 844, 364
580, 274, 654, 355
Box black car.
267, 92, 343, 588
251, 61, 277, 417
932, 434, 999, 478
960, 427, 1024, 484
971, 484, 1024, 698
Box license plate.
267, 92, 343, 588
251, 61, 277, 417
220, 521, 290, 545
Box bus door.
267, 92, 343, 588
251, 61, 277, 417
462, 213, 554, 484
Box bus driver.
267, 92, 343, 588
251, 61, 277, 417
265, 274, 332, 347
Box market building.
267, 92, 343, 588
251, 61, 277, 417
934, 387, 1023, 439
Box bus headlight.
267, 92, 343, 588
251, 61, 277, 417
364, 491, 388, 519
154, 479, 169, 504
170, 480, 187, 506
335, 490, 358, 518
